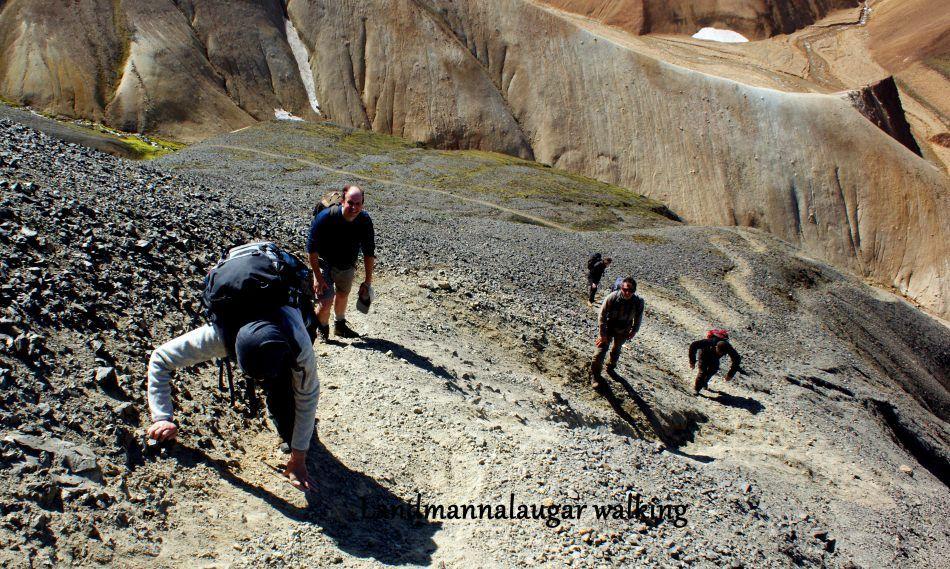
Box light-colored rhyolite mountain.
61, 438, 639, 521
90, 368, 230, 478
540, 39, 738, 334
0, 0, 947, 317
288, 0, 950, 318
536, 0, 859, 38
0, 0, 316, 141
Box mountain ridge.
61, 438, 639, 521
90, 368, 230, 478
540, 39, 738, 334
0, 0, 948, 318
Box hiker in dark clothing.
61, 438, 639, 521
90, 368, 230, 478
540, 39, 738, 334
689, 333, 741, 395
147, 243, 320, 492
591, 276, 645, 390
307, 185, 376, 340
587, 255, 612, 304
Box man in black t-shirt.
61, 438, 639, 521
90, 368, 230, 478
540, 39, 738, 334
306, 185, 376, 339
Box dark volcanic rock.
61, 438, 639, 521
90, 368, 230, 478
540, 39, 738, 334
93, 367, 119, 391
847, 76, 922, 156
7, 433, 101, 481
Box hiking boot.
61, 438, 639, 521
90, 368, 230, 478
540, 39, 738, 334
317, 323, 330, 342
334, 319, 360, 339
590, 374, 605, 391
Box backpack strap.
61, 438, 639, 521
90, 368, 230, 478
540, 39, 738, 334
217, 357, 262, 414
217, 358, 235, 406
245, 376, 259, 416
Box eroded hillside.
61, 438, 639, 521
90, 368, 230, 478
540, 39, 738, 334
1, 1, 948, 318
536, 0, 860, 38
0, 115, 947, 567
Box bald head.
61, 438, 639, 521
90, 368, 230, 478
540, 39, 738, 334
342, 185, 364, 220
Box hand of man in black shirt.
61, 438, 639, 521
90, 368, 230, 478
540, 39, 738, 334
312, 272, 327, 296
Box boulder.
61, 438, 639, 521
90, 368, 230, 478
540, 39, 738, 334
6, 433, 103, 482
93, 367, 119, 391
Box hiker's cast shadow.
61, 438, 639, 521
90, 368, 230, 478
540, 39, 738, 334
172, 441, 440, 565
595, 378, 646, 439
350, 336, 454, 380
701, 388, 764, 415
602, 369, 715, 464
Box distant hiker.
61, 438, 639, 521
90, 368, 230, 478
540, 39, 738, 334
307, 185, 376, 340
146, 242, 319, 492
591, 276, 645, 390
689, 329, 741, 395
586, 253, 612, 304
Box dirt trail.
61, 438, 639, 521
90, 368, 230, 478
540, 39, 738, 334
145, 267, 806, 565
4, 116, 947, 568
142, 276, 591, 566
207, 144, 575, 233
708, 236, 768, 314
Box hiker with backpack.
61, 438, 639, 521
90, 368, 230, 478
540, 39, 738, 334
586, 253, 612, 305
689, 329, 742, 395
146, 242, 320, 492
590, 276, 645, 390
307, 185, 376, 340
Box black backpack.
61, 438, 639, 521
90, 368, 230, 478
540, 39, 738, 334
587, 253, 602, 272
202, 242, 317, 406
202, 242, 314, 341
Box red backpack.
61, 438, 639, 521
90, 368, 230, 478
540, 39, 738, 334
706, 329, 729, 340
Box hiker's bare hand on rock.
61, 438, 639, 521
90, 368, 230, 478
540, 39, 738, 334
147, 420, 178, 442
285, 449, 316, 492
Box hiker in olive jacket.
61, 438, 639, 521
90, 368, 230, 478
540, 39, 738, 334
591, 276, 644, 389
689, 335, 741, 395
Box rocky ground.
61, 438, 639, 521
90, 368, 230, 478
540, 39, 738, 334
0, 105, 178, 160
0, 115, 948, 567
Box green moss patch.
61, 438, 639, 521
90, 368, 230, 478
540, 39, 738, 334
628, 233, 670, 246
114, 135, 184, 160
211, 120, 681, 232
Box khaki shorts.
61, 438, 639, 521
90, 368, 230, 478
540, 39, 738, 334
317, 260, 356, 302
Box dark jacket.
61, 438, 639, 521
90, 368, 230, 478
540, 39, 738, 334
588, 260, 608, 285
689, 338, 741, 377
306, 205, 375, 269
598, 291, 644, 337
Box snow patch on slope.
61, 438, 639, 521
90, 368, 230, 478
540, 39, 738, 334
274, 108, 304, 121
692, 27, 749, 43
285, 19, 321, 115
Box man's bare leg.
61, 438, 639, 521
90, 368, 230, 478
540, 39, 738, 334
333, 291, 349, 322
317, 295, 334, 326
333, 291, 360, 338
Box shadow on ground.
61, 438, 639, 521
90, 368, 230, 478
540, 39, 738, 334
171, 442, 441, 565
703, 389, 765, 414
603, 370, 714, 463
351, 336, 455, 380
